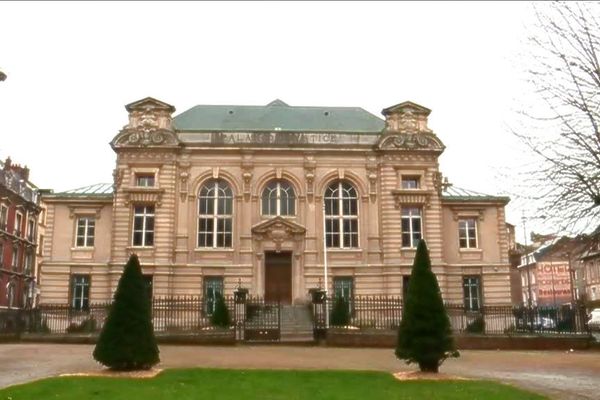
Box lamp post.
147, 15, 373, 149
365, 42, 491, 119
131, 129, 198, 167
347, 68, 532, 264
522, 213, 533, 308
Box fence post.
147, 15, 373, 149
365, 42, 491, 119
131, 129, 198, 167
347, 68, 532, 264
234, 287, 248, 341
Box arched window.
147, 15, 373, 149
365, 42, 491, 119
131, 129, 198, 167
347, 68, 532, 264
198, 179, 233, 248
261, 180, 296, 216
324, 181, 358, 248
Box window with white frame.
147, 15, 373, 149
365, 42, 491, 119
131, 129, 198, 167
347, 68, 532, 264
0, 205, 7, 230
261, 180, 296, 216
0, 242, 4, 267
401, 207, 422, 248
75, 217, 95, 247
135, 173, 155, 187
11, 246, 19, 269
458, 218, 478, 249
463, 276, 481, 311
6, 282, 15, 308
70, 274, 90, 310
27, 219, 35, 242
324, 181, 359, 248
24, 252, 32, 276
132, 205, 155, 247
15, 212, 22, 236
197, 179, 233, 248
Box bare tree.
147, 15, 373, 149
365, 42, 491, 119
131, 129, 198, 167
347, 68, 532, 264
514, 1, 600, 234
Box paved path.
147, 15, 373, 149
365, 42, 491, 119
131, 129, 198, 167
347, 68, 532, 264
1, 344, 599, 399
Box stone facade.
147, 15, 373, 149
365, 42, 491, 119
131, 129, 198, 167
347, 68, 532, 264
39, 98, 512, 308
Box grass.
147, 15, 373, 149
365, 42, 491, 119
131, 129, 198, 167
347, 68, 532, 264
0, 369, 547, 400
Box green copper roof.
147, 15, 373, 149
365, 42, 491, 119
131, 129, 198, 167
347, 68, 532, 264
173, 99, 386, 133
56, 183, 114, 196
442, 185, 510, 203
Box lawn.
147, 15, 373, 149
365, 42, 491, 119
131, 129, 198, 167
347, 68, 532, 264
0, 369, 546, 400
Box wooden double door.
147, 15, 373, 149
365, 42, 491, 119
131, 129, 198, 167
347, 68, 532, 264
264, 251, 292, 304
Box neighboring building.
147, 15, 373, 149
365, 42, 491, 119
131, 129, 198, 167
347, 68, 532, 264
39, 97, 513, 310
0, 157, 41, 308
518, 236, 582, 307
506, 223, 525, 305
576, 227, 600, 305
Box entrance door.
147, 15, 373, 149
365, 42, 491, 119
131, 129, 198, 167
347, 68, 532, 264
264, 251, 292, 303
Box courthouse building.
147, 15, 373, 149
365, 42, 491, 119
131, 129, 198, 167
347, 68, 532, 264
39, 97, 512, 309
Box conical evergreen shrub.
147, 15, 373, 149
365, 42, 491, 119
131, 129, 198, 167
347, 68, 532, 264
330, 296, 350, 326
210, 292, 231, 328
395, 240, 458, 372
93, 254, 159, 370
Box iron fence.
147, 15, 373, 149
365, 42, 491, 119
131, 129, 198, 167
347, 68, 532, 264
313, 296, 590, 335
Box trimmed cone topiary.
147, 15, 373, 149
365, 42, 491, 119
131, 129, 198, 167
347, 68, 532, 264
210, 292, 231, 328
395, 240, 458, 372
330, 296, 351, 326
93, 254, 159, 370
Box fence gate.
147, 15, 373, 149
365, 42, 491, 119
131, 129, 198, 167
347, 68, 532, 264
234, 293, 280, 342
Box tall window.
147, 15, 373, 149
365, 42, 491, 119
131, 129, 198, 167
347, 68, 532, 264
463, 276, 481, 311
0, 205, 8, 230
261, 180, 296, 216
76, 217, 95, 247
324, 181, 358, 248
11, 246, 19, 270
71, 274, 90, 310
132, 205, 155, 247
27, 219, 35, 242
458, 218, 478, 249
6, 282, 15, 308
15, 212, 22, 236
203, 276, 224, 315
198, 179, 233, 248
24, 252, 33, 276
401, 207, 422, 248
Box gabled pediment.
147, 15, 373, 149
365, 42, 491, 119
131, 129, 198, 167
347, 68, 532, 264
125, 97, 175, 113
382, 101, 431, 117
252, 216, 306, 235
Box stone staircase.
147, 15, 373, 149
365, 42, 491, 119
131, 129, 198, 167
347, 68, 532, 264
279, 304, 315, 343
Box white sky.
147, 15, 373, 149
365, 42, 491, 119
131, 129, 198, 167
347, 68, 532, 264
0, 1, 540, 239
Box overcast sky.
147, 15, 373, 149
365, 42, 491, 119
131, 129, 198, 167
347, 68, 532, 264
1, 1, 541, 239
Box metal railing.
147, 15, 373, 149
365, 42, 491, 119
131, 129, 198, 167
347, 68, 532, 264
312, 296, 590, 335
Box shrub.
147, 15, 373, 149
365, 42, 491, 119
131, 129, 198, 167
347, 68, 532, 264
330, 296, 351, 326
396, 240, 459, 373
465, 316, 485, 334
66, 317, 97, 333
210, 293, 231, 328
93, 254, 159, 370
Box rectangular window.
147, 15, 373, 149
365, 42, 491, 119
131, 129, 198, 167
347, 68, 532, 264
136, 174, 155, 187
402, 275, 411, 301
143, 275, 154, 302
203, 277, 224, 315
132, 205, 155, 247
38, 234, 44, 256
401, 207, 422, 248
71, 274, 90, 310
458, 218, 478, 248
463, 276, 481, 311
75, 217, 95, 247
24, 252, 33, 275
0, 205, 8, 230
11, 246, 19, 270
27, 219, 35, 242
15, 212, 22, 236
401, 176, 420, 189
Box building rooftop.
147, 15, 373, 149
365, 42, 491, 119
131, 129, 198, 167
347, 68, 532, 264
56, 183, 114, 196
173, 99, 386, 133
441, 185, 510, 203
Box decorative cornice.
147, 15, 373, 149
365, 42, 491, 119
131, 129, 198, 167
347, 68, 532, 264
391, 189, 432, 208
122, 187, 165, 206
251, 216, 306, 252
376, 132, 444, 152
